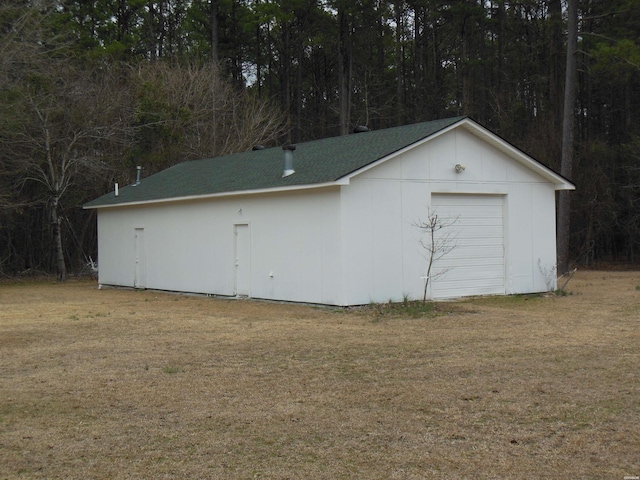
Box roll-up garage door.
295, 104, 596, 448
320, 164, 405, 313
430, 194, 505, 299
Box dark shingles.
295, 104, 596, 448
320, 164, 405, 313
84, 117, 465, 208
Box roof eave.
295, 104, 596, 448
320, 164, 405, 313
83, 180, 346, 210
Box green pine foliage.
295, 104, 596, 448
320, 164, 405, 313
1, 0, 639, 277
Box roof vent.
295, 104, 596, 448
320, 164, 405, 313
133, 165, 142, 186
353, 125, 370, 133
282, 144, 296, 177
252, 145, 266, 150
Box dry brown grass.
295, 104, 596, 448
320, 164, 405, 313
1, 271, 639, 479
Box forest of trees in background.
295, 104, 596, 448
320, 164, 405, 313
1, 0, 639, 279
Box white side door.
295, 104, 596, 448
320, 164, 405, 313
234, 224, 251, 296
134, 228, 146, 289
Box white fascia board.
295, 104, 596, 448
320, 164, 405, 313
83, 180, 346, 210
459, 118, 575, 191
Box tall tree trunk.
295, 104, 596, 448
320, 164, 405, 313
495, 0, 506, 128
147, 1, 156, 61
295, 31, 303, 142
394, 2, 403, 125
210, 0, 219, 65
255, 2, 262, 97
51, 195, 67, 282
116, 0, 126, 41
376, 3, 386, 128
157, 0, 165, 57
281, 18, 292, 143
557, 0, 578, 274
460, 13, 473, 117
338, 7, 351, 135
230, 1, 242, 83
267, 22, 274, 97
548, 0, 563, 125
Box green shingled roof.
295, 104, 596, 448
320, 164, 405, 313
84, 116, 465, 208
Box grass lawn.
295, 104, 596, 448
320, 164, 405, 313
1, 270, 639, 479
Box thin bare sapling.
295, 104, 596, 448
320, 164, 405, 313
414, 210, 459, 304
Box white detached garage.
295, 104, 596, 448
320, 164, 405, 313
84, 117, 574, 305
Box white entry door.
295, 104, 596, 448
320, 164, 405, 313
234, 224, 251, 296
134, 228, 146, 289
430, 194, 505, 299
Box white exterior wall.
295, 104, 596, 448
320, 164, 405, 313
340, 128, 558, 303
97, 187, 344, 305
96, 126, 561, 306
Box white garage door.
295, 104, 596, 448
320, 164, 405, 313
430, 194, 505, 299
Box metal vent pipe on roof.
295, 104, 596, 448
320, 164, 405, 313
282, 144, 296, 177
133, 165, 142, 186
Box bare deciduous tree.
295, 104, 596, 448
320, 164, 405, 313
414, 210, 458, 304
2, 65, 135, 280
134, 62, 287, 170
